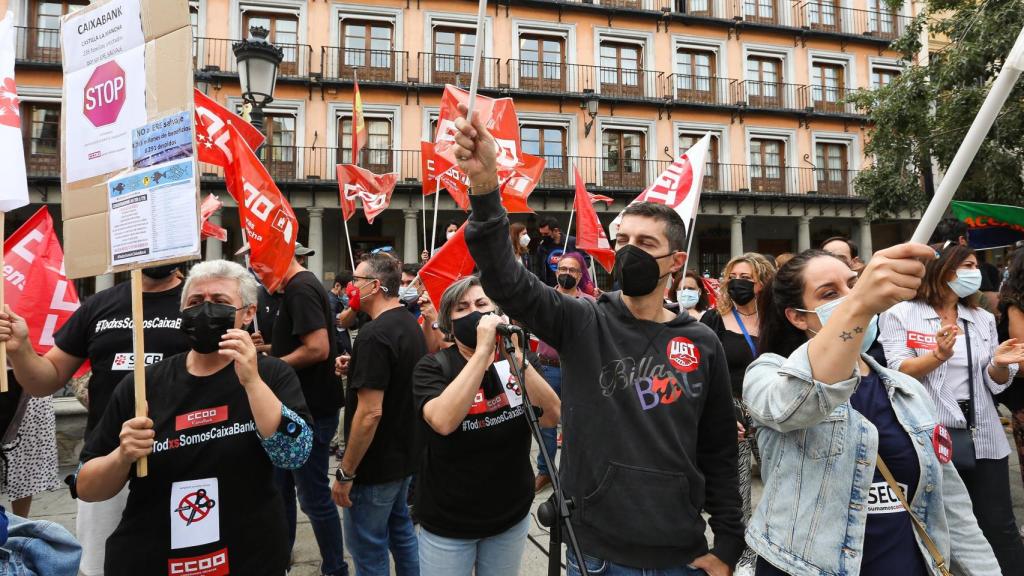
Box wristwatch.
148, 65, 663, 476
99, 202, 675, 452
335, 466, 356, 483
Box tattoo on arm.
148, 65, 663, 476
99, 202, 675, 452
853, 326, 863, 334
840, 331, 853, 342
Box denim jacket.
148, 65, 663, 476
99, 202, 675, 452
743, 342, 998, 576
0, 511, 81, 575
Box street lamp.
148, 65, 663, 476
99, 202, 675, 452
582, 89, 599, 137
232, 25, 283, 132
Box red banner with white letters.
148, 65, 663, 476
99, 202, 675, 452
337, 164, 398, 225
194, 89, 265, 167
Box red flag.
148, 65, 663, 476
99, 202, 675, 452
352, 78, 366, 165
433, 153, 471, 210
194, 89, 265, 167
573, 167, 616, 273
434, 86, 521, 173
590, 193, 613, 204
498, 153, 545, 213
702, 277, 719, 309
337, 164, 398, 224
419, 223, 475, 309
420, 141, 440, 196
224, 123, 297, 293
4, 207, 82, 359
200, 194, 228, 242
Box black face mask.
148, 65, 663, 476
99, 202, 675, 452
452, 310, 486, 349
728, 278, 756, 305
557, 274, 578, 290
181, 302, 239, 353
612, 245, 674, 297
142, 264, 178, 280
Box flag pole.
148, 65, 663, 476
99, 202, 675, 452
343, 216, 356, 271
464, 0, 488, 122
421, 184, 428, 255
0, 211, 7, 393
563, 208, 575, 255
911, 25, 1024, 244
683, 216, 697, 272
429, 181, 441, 256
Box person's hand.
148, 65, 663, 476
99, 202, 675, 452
117, 416, 154, 466
332, 478, 353, 508
250, 330, 265, 347
690, 553, 731, 576
933, 324, 958, 362
992, 338, 1024, 368
474, 313, 501, 358
220, 329, 260, 386
452, 103, 499, 193
848, 243, 935, 317
335, 354, 351, 378
421, 249, 430, 263
0, 305, 30, 354
736, 421, 746, 443
419, 294, 438, 324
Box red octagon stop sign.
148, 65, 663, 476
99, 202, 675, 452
83, 61, 126, 128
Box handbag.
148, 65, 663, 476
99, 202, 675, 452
876, 456, 953, 576
947, 319, 976, 472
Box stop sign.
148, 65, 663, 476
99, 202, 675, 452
83, 61, 126, 128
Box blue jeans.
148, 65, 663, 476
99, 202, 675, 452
536, 364, 562, 476
418, 514, 530, 576
277, 412, 348, 576
343, 476, 419, 576
567, 551, 708, 576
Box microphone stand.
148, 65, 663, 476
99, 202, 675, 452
499, 329, 589, 576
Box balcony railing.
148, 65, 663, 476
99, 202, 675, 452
732, 80, 810, 112
808, 85, 860, 115
193, 37, 314, 79
416, 53, 502, 89
797, 2, 909, 39
321, 47, 408, 83
665, 74, 738, 106
15, 27, 61, 66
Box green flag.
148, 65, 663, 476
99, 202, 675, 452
950, 201, 1024, 249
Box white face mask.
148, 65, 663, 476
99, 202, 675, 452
446, 231, 455, 241
676, 288, 700, 310
519, 234, 531, 248
948, 268, 982, 298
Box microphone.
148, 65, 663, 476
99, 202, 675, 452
496, 323, 524, 337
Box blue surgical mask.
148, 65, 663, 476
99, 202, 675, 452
677, 288, 700, 310
948, 268, 982, 298
798, 295, 878, 354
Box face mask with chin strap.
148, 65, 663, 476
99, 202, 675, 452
612, 245, 676, 297
797, 295, 878, 354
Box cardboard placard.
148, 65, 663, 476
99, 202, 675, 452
60, 0, 198, 279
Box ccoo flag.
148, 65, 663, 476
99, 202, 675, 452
951, 200, 1024, 249
0, 11, 28, 212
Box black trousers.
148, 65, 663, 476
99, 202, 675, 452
958, 456, 1024, 576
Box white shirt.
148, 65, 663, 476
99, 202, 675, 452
879, 300, 1018, 460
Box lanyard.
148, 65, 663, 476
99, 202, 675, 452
731, 308, 758, 357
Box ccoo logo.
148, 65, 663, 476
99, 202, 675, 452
83, 61, 126, 127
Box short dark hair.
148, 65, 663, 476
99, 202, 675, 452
929, 218, 969, 245
820, 236, 858, 259
621, 202, 687, 252
538, 217, 559, 231
365, 253, 401, 298
336, 270, 353, 286
402, 263, 421, 276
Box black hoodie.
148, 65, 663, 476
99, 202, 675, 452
466, 191, 744, 569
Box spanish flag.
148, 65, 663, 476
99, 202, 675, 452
352, 76, 366, 166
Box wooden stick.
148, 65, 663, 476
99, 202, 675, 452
0, 211, 7, 393
130, 269, 148, 477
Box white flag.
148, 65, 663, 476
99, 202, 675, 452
608, 132, 710, 239
0, 11, 28, 212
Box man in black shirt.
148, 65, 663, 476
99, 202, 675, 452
0, 264, 190, 576
331, 253, 425, 575
270, 255, 346, 576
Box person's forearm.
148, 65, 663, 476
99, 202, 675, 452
895, 352, 945, 380
522, 364, 560, 428
281, 344, 327, 370
423, 351, 491, 435
988, 362, 1011, 384
338, 308, 357, 329
244, 379, 283, 438
77, 453, 132, 502
422, 322, 444, 354
340, 405, 380, 474
10, 347, 65, 397
806, 298, 874, 384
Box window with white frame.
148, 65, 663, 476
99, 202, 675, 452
239, 4, 301, 75
339, 17, 395, 80
517, 33, 567, 92
602, 126, 647, 188
431, 23, 477, 86
339, 113, 394, 173
871, 65, 900, 88
810, 59, 846, 111
867, 0, 899, 39
599, 39, 644, 97
814, 140, 850, 195
746, 55, 783, 106
678, 131, 721, 191
521, 123, 569, 186
674, 48, 716, 102
749, 137, 786, 193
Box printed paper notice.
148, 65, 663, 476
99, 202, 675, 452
61, 0, 147, 183
170, 477, 220, 550
133, 111, 194, 169
107, 159, 199, 267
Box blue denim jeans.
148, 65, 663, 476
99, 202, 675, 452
276, 412, 348, 576
567, 551, 708, 576
343, 476, 419, 576
536, 364, 562, 476
0, 511, 82, 575
418, 513, 530, 576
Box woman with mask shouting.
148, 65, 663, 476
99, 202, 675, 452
412, 276, 559, 576
70, 260, 314, 575
700, 252, 776, 575
880, 243, 1024, 574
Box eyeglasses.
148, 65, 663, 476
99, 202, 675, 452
352, 275, 379, 283
556, 267, 580, 275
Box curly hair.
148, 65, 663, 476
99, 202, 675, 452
716, 252, 777, 315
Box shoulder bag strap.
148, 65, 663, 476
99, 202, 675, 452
731, 308, 758, 357
876, 456, 952, 576
962, 319, 975, 430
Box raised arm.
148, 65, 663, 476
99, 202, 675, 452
0, 306, 84, 397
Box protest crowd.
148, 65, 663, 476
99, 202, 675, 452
0, 1, 1022, 575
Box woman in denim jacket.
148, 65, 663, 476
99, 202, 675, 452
743, 247, 998, 576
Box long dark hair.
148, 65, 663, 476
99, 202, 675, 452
757, 250, 838, 357
1000, 248, 1024, 310
918, 243, 977, 308
684, 270, 710, 312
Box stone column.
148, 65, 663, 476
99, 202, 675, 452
307, 207, 324, 279
798, 216, 812, 252
205, 211, 223, 261
730, 215, 744, 258
94, 274, 115, 292
403, 209, 419, 264
859, 218, 873, 261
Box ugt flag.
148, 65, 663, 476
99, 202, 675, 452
609, 133, 710, 240
0, 11, 28, 212
951, 201, 1024, 249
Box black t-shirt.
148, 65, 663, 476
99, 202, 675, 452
344, 306, 426, 484
80, 354, 312, 576
54, 281, 190, 434
412, 347, 536, 539
271, 271, 342, 418
248, 288, 282, 343
700, 309, 757, 400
